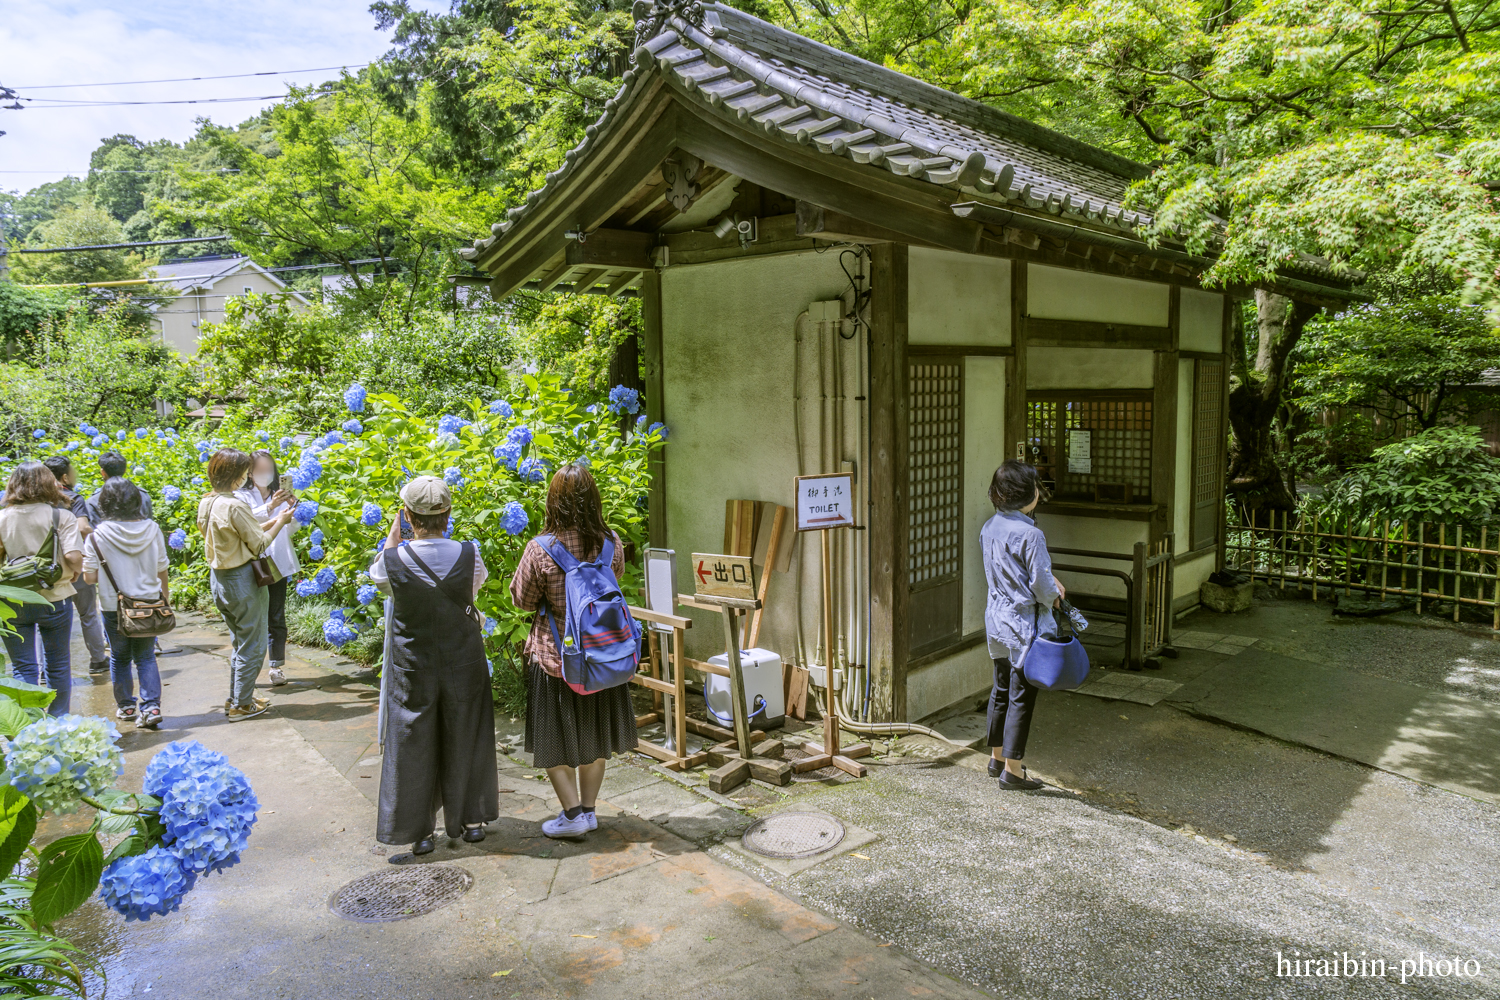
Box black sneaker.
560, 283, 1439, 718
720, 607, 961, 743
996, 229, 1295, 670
89, 660, 110, 675
998, 768, 1044, 790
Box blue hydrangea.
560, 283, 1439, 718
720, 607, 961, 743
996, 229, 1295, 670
296, 579, 320, 597
0, 714, 124, 814
636, 414, 648, 426
483, 616, 498, 635
293, 501, 318, 525
308, 546, 325, 562
91, 434, 107, 448
32, 429, 45, 439
99, 846, 197, 921
586, 403, 599, 414
361, 502, 382, 527
299, 454, 323, 482
328, 608, 346, 622
501, 501, 528, 536
493, 441, 522, 469
608, 385, 641, 415
314, 567, 336, 592
167, 529, 187, 550
342, 419, 363, 436
442, 517, 454, 540
648, 422, 670, 439
191, 476, 204, 486
77, 423, 94, 436
156, 429, 166, 439
506, 425, 532, 448
323, 430, 344, 447
323, 618, 357, 647
344, 383, 367, 413
279, 436, 294, 450
437, 414, 468, 435
256, 430, 270, 442
357, 584, 379, 606
310, 528, 324, 546
136, 428, 149, 439
195, 440, 213, 453
197, 452, 210, 464
115, 430, 126, 441
443, 466, 465, 488
488, 399, 513, 417
148, 743, 257, 874
289, 467, 314, 490
64, 441, 81, 453
517, 457, 547, 483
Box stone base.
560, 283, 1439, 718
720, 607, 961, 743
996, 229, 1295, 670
1200, 580, 1254, 613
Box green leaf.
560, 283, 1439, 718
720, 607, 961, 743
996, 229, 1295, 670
0, 788, 34, 881
0, 677, 57, 711
97, 811, 138, 836
103, 833, 148, 866
0, 585, 51, 607
0, 694, 28, 738
32, 832, 104, 925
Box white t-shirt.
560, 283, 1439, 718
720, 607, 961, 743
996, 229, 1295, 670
368, 539, 487, 599
0, 503, 85, 602
82, 520, 169, 604
235, 487, 300, 580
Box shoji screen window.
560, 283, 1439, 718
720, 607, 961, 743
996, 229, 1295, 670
1025, 392, 1153, 504
908, 358, 964, 656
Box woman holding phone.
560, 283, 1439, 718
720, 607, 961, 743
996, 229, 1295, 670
236, 450, 299, 687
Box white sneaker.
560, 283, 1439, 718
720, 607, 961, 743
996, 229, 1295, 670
268, 663, 287, 687
541, 810, 590, 841
585, 810, 598, 832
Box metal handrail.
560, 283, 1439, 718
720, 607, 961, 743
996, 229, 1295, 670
1051, 562, 1134, 668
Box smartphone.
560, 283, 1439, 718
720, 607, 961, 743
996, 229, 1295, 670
398, 511, 413, 541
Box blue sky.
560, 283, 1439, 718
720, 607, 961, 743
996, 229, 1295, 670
1, 1, 446, 192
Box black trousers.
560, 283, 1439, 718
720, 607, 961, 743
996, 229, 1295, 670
986, 657, 1038, 760
267, 578, 287, 663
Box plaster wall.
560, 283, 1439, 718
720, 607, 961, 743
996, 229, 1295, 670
1026, 347, 1154, 389
1179, 288, 1225, 353
907, 644, 991, 724
1033, 514, 1149, 600
1027, 264, 1170, 327
1175, 548, 1216, 602
963, 357, 1006, 635
908, 248, 1011, 346
660, 252, 849, 664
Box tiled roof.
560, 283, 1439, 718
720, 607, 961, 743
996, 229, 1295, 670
151, 256, 256, 290
462, 1, 1155, 264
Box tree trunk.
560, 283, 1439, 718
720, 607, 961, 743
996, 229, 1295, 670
1226, 291, 1322, 514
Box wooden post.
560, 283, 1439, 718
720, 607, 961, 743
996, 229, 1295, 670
642, 270, 667, 549
821, 528, 840, 759
867, 243, 909, 722
1130, 540, 1147, 669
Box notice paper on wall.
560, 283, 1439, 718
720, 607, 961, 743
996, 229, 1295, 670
1067, 430, 1092, 474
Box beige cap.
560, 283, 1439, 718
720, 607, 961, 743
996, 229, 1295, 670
400, 475, 452, 515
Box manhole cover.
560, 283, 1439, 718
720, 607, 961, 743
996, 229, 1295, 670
742, 812, 845, 859
330, 864, 473, 922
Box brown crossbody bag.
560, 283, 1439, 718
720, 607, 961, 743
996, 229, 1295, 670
89, 535, 176, 638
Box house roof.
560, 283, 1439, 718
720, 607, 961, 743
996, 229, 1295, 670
151, 255, 310, 304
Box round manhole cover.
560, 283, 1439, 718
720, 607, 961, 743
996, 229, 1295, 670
330, 864, 473, 922
742, 812, 846, 859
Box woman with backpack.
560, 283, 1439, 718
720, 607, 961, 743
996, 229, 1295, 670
0, 462, 85, 715
510, 463, 638, 841
369, 475, 498, 856
82, 478, 171, 729
197, 449, 297, 722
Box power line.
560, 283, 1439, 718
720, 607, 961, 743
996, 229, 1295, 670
6, 92, 333, 110
0, 169, 240, 175
8, 65, 369, 90
8, 235, 233, 254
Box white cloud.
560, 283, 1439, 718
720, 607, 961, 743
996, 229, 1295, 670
0, 0, 436, 192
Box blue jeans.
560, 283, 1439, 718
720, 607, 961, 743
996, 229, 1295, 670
4, 599, 74, 716
210, 562, 268, 707
102, 611, 161, 711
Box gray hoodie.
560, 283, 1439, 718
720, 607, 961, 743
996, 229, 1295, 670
82, 520, 169, 605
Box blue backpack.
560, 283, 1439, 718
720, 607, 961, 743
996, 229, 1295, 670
537, 533, 641, 695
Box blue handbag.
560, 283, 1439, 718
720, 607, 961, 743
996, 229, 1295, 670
1023, 601, 1091, 691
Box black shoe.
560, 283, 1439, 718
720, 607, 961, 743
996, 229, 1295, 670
998, 768, 1044, 791
412, 837, 436, 855
987, 758, 1002, 778
461, 826, 485, 843
89, 660, 109, 675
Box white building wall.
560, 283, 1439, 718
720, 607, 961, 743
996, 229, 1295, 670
1027, 347, 1153, 389
1179, 288, 1224, 352
908, 248, 1011, 346
1027, 264, 1170, 327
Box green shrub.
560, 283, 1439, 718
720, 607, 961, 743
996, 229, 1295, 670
1311, 425, 1500, 526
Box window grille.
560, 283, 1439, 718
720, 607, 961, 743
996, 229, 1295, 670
907, 359, 964, 654
1192, 359, 1225, 547
1026, 393, 1153, 503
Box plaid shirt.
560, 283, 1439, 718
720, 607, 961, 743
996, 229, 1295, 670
509, 528, 625, 677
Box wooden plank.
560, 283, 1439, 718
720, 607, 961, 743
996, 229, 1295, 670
738, 500, 756, 557
679, 592, 760, 610
840, 743, 872, 759
604, 271, 639, 297
569, 267, 610, 294
633, 740, 679, 766
791, 754, 833, 773
831, 755, 869, 778
1151, 344, 1180, 542
1007, 260, 1029, 468
537, 260, 575, 293
684, 656, 732, 678
634, 712, 661, 727
795, 201, 908, 244
867, 242, 909, 723
747, 758, 793, 786
564, 229, 653, 269
708, 758, 751, 793
747, 504, 787, 647
627, 604, 694, 629
632, 674, 676, 696
704, 739, 784, 768
787, 665, 809, 720
1025, 317, 1172, 350
642, 269, 666, 548
684, 717, 766, 744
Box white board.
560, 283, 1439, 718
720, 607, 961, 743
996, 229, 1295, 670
794, 473, 855, 531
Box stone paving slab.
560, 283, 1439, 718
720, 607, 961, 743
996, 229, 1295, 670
1072, 669, 1183, 705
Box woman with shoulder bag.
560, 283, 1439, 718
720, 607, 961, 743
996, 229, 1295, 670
981, 460, 1065, 791
369, 476, 498, 856
236, 450, 299, 687
196, 449, 296, 722
82, 478, 171, 729
0, 462, 85, 715
509, 463, 637, 842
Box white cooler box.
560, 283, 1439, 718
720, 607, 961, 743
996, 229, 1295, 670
704, 648, 786, 731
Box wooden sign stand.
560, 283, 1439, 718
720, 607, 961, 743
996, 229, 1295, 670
627, 604, 705, 772
793, 525, 870, 779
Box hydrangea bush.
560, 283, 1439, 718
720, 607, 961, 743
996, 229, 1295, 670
0, 679, 258, 928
